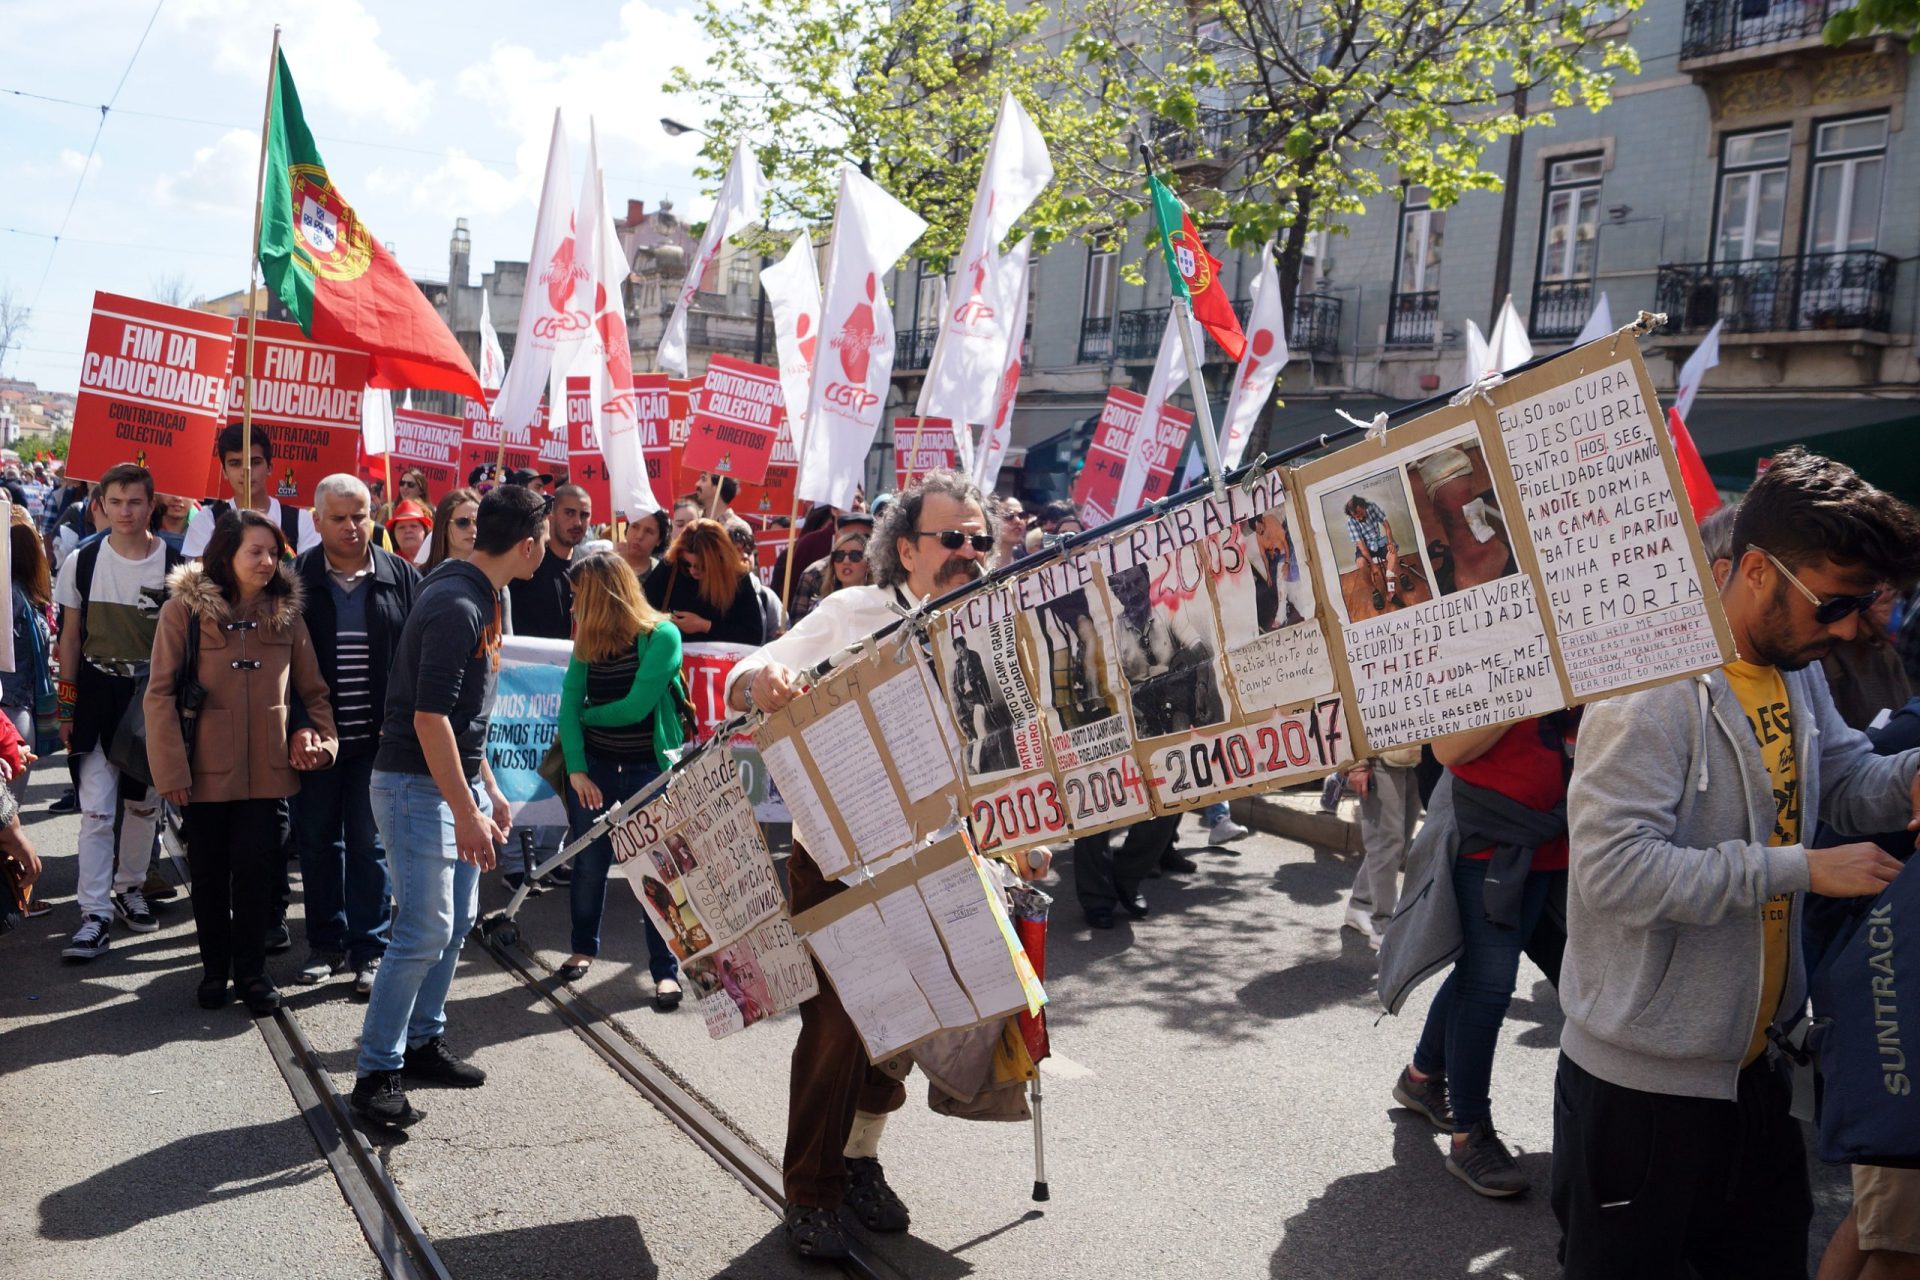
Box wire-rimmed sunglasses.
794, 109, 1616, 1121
913, 530, 993, 553
1749, 544, 1882, 625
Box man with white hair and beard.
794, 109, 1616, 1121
727, 469, 1016, 1260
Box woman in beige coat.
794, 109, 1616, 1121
146, 510, 337, 1013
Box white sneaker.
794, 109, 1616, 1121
1342, 904, 1374, 936
1208, 817, 1250, 844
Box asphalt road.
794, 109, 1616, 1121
2, 762, 1854, 1279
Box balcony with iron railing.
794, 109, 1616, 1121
1229, 292, 1344, 358
1531, 279, 1594, 341
1150, 107, 1235, 176
894, 324, 941, 371
1655, 251, 1897, 335
1078, 315, 1113, 364
1680, 0, 1842, 63
1387, 292, 1440, 346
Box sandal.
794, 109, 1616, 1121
653, 977, 683, 1011
556, 958, 591, 983
783, 1205, 850, 1260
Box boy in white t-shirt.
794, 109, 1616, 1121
182, 423, 320, 559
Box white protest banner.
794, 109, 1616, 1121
493, 111, 586, 440
659, 139, 766, 377
478, 290, 506, 393
1216, 243, 1288, 471
1115, 307, 1201, 515
761, 232, 823, 455
575, 122, 659, 517
975, 235, 1031, 493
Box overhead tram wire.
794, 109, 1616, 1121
27, 0, 166, 311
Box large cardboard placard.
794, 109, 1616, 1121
69, 292, 234, 495
207, 319, 366, 507
684, 355, 784, 485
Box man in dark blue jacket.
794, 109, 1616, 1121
291, 474, 421, 997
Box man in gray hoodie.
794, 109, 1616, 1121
1554, 448, 1920, 1279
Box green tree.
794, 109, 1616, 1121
47, 428, 70, 462
1825, 0, 1920, 50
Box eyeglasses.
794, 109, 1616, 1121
914, 530, 993, 553
399, 480, 420, 491
452, 516, 474, 530
830, 548, 866, 564
1749, 545, 1882, 625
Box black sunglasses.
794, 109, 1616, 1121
452, 516, 474, 530
914, 530, 993, 553
1751, 545, 1882, 625
830, 548, 866, 564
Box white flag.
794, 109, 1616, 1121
1486, 294, 1534, 374
917, 93, 1052, 433
1216, 243, 1288, 471
911, 277, 950, 418
974, 235, 1031, 492
1573, 291, 1613, 346
1463, 318, 1492, 385
361, 386, 393, 456
577, 121, 659, 517
1673, 319, 1721, 422
478, 290, 506, 392
761, 233, 823, 451
1115, 306, 1200, 515
493, 110, 585, 438
798, 166, 927, 510
658, 139, 767, 377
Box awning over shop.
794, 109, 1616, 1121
1685, 398, 1920, 504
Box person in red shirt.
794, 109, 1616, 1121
1393, 710, 1579, 1197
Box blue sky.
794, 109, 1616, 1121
2, 0, 718, 393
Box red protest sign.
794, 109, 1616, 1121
389, 406, 466, 497
69, 291, 234, 495
206, 319, 368, 507
683, 356, 784, 485
893, 417, 956, 490
633, 373, 672, 508
668, 377, 694, 488
567, 374, 613, 510
1070, 388, 1193, 524
459, 393, 550, 479
740, 413, 806, 533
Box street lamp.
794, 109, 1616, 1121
659, 117, 708, 139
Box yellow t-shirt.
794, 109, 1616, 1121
1724, 660, 1799, 1065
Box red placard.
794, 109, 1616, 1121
69, 291, 234, 495
668, 377, 695, 492
633, 373, 672, 508
205, 319, 368, 507
683, 355, 784, 485
1070, 388, 1194, 525
567, 374, 613, 510
388, 406, 466, 498
459, 392, 551, 478
893, 417, 956, 490
739, 413, 806, 533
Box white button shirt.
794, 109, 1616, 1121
725, 583, 922, 708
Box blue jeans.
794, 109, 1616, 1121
292, 744, 390, 964
357, 770, 487, 1075
563, 754, 677, 981
1412, 857, 1566, 1131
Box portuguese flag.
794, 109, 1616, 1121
1147, 172, 1246, 363
258, 50, 485, 402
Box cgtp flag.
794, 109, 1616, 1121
658, 139, 766, 377
1147, 172, 1245, 362
493, 111, 586, 440
1116, 307, 1201, 515
1673, 319, 1721, 422
575, 121, 658, 518
797, 166, 927, 510
761, 233, 822, 452
975, 234, 1031, 493
478, 290, 506, 392
918, 92, 1052, 434
257, 49, 484, 402
1215, 242, 1288, 471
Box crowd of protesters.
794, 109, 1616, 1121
5, 426, 1918, 1274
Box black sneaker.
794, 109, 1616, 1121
1392, 1065, 1454, 1130
845, 1156, 910, 1232
61, 914, 112, 961
352, 956, 381, 1001
297, 950, 349, 984
239, 976, 282, 1016
112, 889, 158, 934
403, 1036, 487, 1088
349, 1071, 425, 1129
500, 871, 544, 897
1446, 1120, 1529, 1197
264, 918, 293, 954
1159, 852, 1198, 874
48, 788, 78, 814
784, 1204, 850, 1260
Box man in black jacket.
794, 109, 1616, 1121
292, 474, 421, 996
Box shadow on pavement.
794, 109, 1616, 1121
38, 1114, 329, 1240
433, 1213, 662, 1280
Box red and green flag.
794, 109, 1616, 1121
258, 50, 485, 403
1147, 172, 1246, 363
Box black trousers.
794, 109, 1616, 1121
1551, 1051, 1811, 1280
184, 798, 288, 984
1072, 813, 1181, 914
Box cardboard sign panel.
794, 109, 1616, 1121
684, 355, 784, 485
206, 319, 367, 507
69, 292, 234, 495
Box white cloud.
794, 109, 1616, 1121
167, 0, 433, 131
150, 127, 257, 215
56, 148, 102, 177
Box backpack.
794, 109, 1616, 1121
1808, 861, 1920, 1168
205, 499, 302, 551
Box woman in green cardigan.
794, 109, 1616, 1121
557, 553, 687, 1008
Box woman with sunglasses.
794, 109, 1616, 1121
395, 469, 430, 512
642, 518, 766, 647
423, 488, 482, 570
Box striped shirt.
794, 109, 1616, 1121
327, 575, 377, 743
583, 648, 655, 762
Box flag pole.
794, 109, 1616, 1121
907, 416, 927, 486
1138, 141, 1226, 501
240, 25, 283, 512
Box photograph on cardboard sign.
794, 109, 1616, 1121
684, 943, 775, 1026
1407, 440, 1518, 597
939, 616, 1034, 780
1031, 587, 1122, 730
637, 871, 715, 960
1241, 505, 1315, 634
1316, 470, 1434, 622
1107, 546, 1230, 738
